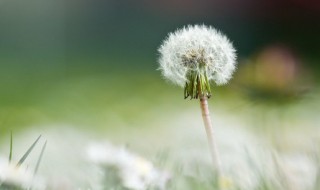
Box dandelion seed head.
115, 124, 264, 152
0, 157, 33, 189
87, 142, 170, 190
158, 24, 237, 87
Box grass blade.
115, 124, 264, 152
34, 140, 47, 176
16, 135, 41, 167
9, 131, 13, 162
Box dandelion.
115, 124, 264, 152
0, 156, 33, 189
87, 142, 171, 190
0, 134, 46, 190
158, 25, 237, 175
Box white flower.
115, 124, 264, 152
0, 157, 33, 189
87, 142, 170, 190
158, 25, 237, 98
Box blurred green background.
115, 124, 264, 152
0, 0, 319, 135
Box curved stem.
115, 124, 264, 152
199, 96, 222, 176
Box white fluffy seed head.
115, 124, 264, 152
158, 24, 237, 87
